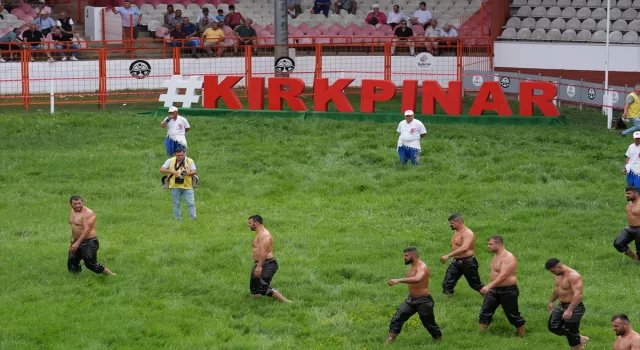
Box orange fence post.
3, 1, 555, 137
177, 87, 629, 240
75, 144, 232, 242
245, 44, 252, 96
314, 44, 322, 79
456, 39, 463, 82
383, 42, 391, 81
21, 51, 29, 111
99, 49, 107, 109
101, 9, 106, 47
173, 47, 181, 75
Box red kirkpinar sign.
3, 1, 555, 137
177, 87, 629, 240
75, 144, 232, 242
202, 75, 560, 117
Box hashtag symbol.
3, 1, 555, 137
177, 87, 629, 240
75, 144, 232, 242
159, 75, 203, 108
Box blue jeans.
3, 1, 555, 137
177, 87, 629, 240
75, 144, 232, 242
313, 4, 329, 16
170, 188, 196, 219
398, 145, 420, 166
622, 118, 640, 135
55, 43, 80, 57
172, 40, 198, 55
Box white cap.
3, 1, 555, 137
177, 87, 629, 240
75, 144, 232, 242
168, 106, 178, 113
634, 131, 640, 139
372, 3, 379, 7
404, 110, 414, 116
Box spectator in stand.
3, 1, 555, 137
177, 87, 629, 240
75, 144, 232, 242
23, 24, 53, 62
112, 0, 142, 53
34, 0, 51, 16
388, 4, 409, 28
215, 9, 225, 24
197, 7, 216, 24
0, 28, 22, 63
32, 12, 56, 36
233, 18, 257, 56
51, 27, 79, 61
182, 17, 199, 58
440, 24, 458, 54
224, 5, 245, 29
312, 0, 331, 17
365, 4, 387, 26
411, 1, 432, 29
197, 16, 211, 35
334, 0, 357, 15
167, 9, 182, 30
163, 5, 175, 29
391, 20, 414, 56
202, 21, 224, 57
56, 12, 76, 35
287, 0, 302, 18
620, 84, 640, 136
424, 19, 441, 55
168, 21, 186, 48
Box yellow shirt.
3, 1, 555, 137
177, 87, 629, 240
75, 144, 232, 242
203, 28, 225, 42
628, 93, 640, 119
168, 157, 195, 189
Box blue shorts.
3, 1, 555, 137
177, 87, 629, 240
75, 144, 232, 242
627, 171, 640, 187
164, 136, 185, 156
398, 145, 420, 166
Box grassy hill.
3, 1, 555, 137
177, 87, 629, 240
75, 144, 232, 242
0, 105, 634, 349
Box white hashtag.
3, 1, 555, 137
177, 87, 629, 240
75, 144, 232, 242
159, 75, 203, 108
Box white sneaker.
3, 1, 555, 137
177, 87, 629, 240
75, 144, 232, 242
0, 58, 5, 63
70, 56, 78, 61
47, 57, 55, 62
61, 56, 67, 61
30, 57, 35, 62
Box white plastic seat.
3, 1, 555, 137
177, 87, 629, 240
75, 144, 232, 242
581, 18, 597, 28
187, 4, 201, 12
591, 7, 606, 18
547, 6, 562, 16
147, 20, 161, 32
612, 18, 628, 29
633, 0, 640, 8
506, 17, 522, 27
521, 17, 536, 27
557, 0, 572, 5
576, 7, 591, 18
546, 28, 562, 39
565, 17, 582, 28
550, 17, 566, 28
516, 27, 532, 38
499, 27, 517, 38
596, 19, 610, 29
628, 19, 640, 30
173, 4, 186, 11
528, 0, 542, 5
622, 31, 638, 42
516, 6, 532, 16
610, 30, 623, 42
591, 29, 606, 41
576, 29, 592, 40
536, 17, 551, 27
561, 7, 577, 16
140, 4, 154, 14
532, 6, 547, 15
586, 0, 601, 6
531, 28, 546, 39
610, 7, 622, 19
542, 0, 557, 5
622, 8, 637, 18
560, 28, 576, 40
513, 0, 527, 5
618, 0, 632, 7
572, 0, 587, 5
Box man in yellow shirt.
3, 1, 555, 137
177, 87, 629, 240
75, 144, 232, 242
159, 149, 198, 220
621, 83, 640, 136
202, 21, 225, 57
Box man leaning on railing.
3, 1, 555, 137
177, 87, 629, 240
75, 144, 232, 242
23, 23, 53, 62
0, 28, 22, 63
202, 21, 225, 58
233, 19, 257, 56
51, 27, 80, 61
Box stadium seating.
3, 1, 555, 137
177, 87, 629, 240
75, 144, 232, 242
504, 0, 640, 42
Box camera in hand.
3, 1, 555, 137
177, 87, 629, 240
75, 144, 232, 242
174, 168, 187, 184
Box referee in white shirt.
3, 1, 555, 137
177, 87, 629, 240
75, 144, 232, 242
623, 131, 640, 186
397, 110, 427, 166
161, 106, 191, 156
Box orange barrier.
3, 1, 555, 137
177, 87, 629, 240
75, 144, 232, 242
0, 38, 492, 111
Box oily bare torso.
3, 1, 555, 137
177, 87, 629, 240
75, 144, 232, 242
451, 228, 475, 258
69, 208, 97, 241
626, 200, 640, 227
252, 229, 275, 262
554, 271, 580, 303
615, 331, 640, 350
489, 251, 517, 287
407, 261, 430, 297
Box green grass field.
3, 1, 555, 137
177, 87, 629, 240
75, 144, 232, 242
0, 100, 636, 350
